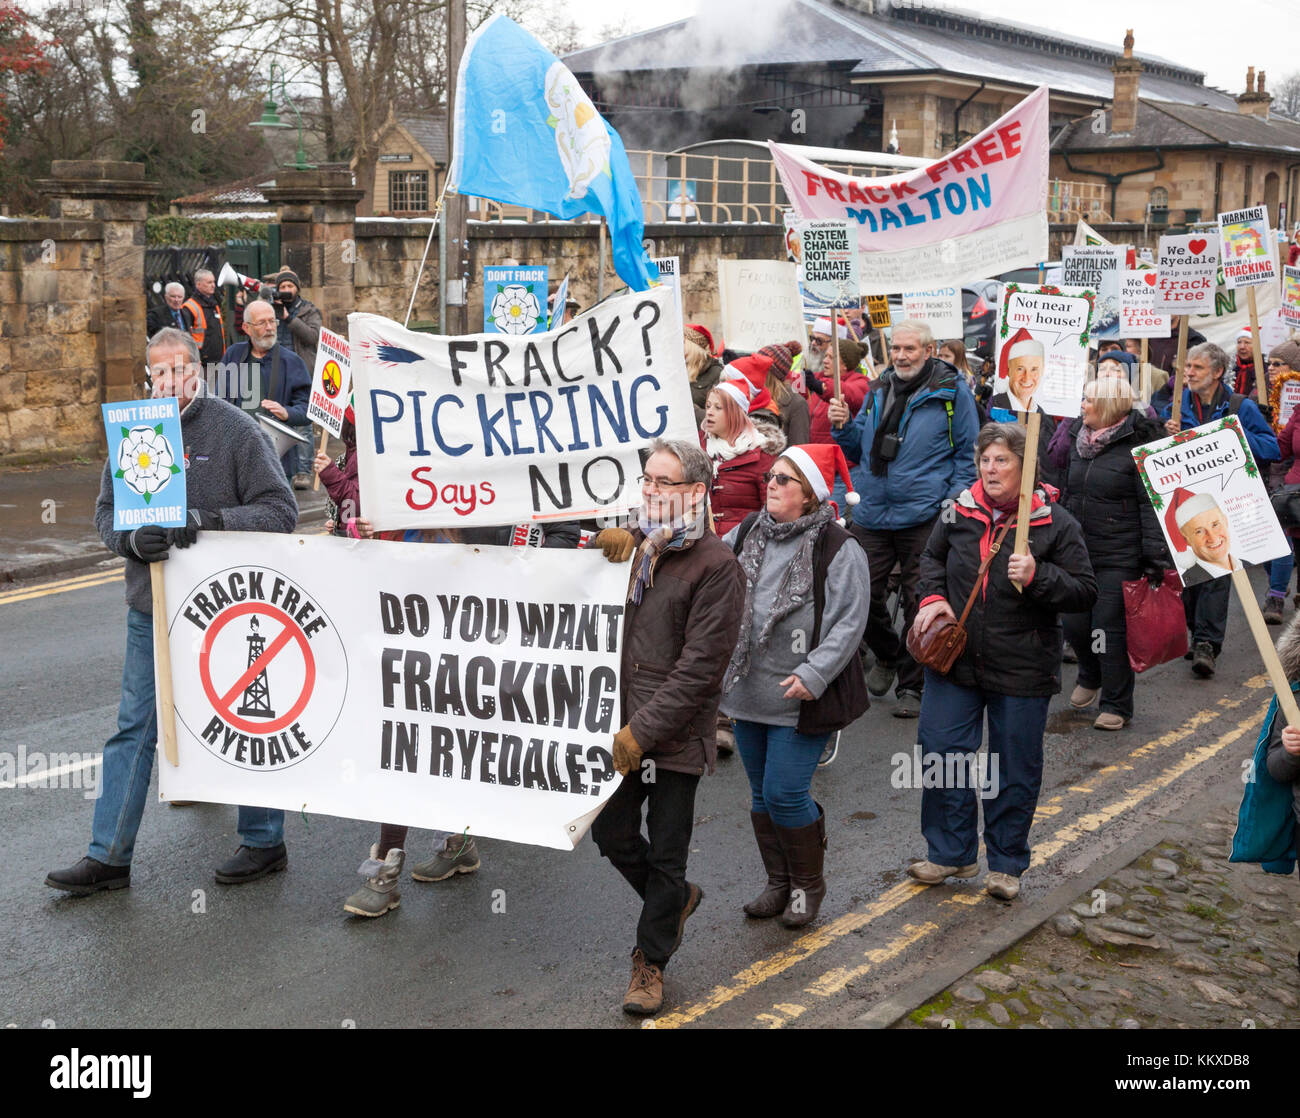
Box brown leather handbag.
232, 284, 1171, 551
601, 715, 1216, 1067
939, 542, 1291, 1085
906, 519, 1013, 675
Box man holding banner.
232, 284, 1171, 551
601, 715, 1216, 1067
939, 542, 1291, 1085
588, 438, 743, 1016
46, 328, 300, 896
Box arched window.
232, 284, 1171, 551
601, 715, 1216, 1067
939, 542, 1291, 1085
1148, 187, 1168, 209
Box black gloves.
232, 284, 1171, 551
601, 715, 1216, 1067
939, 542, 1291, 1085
804, 370, 826, 397
129, 526, 171, 563
1142, 560, 1166, 587
166, 509, 223, 550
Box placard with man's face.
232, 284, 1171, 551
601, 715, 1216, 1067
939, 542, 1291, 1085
993, 284, 1094, 417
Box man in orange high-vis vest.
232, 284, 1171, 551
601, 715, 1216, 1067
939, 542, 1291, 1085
180, 268, 227, 367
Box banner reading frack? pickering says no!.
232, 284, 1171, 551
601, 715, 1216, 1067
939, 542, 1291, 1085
158, 533, 626, 849
350, 286, 694, 529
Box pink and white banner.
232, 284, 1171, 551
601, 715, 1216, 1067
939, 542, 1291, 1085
769, 86, 1049, 294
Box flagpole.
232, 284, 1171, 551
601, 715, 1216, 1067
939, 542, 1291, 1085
405, 184, 447, 329
443, 0, 469, 335
597, 218, 607, 303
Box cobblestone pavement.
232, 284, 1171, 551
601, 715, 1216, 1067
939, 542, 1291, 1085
897, 799, 1300, 1030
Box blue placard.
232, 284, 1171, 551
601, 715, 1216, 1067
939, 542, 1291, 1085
102, 398, 188, 531
483, 265, 549, 334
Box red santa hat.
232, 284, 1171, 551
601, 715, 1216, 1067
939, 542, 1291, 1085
1236, 327, 1252, 342
722, 359, 775, 413
1164, 487, 1217, 553
714, 379, 750, 413
782, 443, 860, 507
997, 327, 1046, 383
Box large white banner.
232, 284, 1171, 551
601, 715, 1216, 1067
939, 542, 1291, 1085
158, 534, 626, 850
769, 86, 1049, 293
350, 286, 694, 530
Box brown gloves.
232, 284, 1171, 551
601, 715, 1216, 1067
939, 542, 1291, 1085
592, 527, 636, 562
612, 724, 643, 775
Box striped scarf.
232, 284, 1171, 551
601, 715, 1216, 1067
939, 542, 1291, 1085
629, 507, 705, 604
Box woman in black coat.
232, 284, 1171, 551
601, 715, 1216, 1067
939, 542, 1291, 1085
906, 423, 1097, 900
1059, 377, 1170, 730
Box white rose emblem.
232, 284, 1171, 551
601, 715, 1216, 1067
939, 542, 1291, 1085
544, 60, 611, 201
115, 424, 179, 503
489, 284, 542, 335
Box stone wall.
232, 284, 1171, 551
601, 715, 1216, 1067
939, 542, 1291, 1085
353, 220, 786, 340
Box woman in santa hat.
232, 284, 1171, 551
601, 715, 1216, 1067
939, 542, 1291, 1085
720, 444, 870, 928
703, 377, 784, 537
683, 324, 723, 426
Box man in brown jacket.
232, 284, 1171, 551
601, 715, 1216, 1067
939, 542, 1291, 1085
591, 437, 744, 1016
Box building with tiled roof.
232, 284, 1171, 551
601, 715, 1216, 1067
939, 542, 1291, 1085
169, 174, 276, 218
358, 109, 449, 215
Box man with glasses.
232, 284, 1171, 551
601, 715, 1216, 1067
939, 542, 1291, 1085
828, 320, 979, 718
587, 438, 744, 1016
46, 327, 299, 896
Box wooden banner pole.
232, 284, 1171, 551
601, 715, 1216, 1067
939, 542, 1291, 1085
1247, 287, 1266, 398
1011, 409, 1042, 594
311, 427, 327, 492
1170, 315, 1190, 430
1231, 566, 1300, 727
150, 565, 179, 766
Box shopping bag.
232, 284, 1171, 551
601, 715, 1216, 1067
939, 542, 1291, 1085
1121, 569, 1187, 673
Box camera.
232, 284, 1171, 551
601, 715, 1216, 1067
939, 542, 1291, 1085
878, 432, 901, 461
274, 289, 295, 304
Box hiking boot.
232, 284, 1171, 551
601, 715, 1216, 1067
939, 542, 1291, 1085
214, 843, 287, 884
778, 804, 826, 928
343, 844, 404, 918
892, 689, 922, 719
410, 833, 480, 882
45, 856, 130, 896
906, 860, 978, 885
1263, 595, 1285, 625
292, 472, 312, 490
622, 948, 663, 1016
743, 812, 789, 919
671, 881, 704, 954
1093, 712, 1128, 731
985, 871, 1021, 900
1070, 685, 1100, 709
818, 732, 840, 767
1191, 641, 1216, 678
715, 719, 736, 757
1062, 642, 1078, 664
866, 660, 896, 697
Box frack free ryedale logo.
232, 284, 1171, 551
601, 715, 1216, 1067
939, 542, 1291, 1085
173, 566, 348, 770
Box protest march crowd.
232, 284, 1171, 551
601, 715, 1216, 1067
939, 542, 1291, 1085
40, 281, 1300, 1017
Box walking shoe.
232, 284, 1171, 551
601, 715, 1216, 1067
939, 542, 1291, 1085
214, 843, 287, 884
743, 813, 789, 919
1093, 712, 1128, 731
45, 856, 130, 896
1069, 685, 1100, 709
985, 871, 1021, 900
779, 803, 827, 928
1062, 642, 1078, 664
866, 660, 896, 697
671, 881, 704, 954
817, 732, 840, 767
715, 720, 736, 757
292, 472, 312, 490
1263, 595, 1285, 625
622, 948, 663, 1016
167, 800, 198, 807
906, 860, 978, 885
343, 844, 404, 917
1191, 641, 1216, 678
892, 689, 921, 718
410, 833, 480, 881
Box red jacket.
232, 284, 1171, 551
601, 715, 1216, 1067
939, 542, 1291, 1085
709, 446, 775, 537
1281, 406, 1300, 486
802, 368, 870, 444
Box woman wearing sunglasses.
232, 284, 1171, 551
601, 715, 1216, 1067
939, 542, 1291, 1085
719, 445, 870, 928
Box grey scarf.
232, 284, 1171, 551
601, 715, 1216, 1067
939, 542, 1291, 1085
727, 503, 835, 684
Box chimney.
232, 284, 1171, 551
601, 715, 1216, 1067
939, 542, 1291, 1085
1237, 65, 1272, 118
1110, 29, 1142, 134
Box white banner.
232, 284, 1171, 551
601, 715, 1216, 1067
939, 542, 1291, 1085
1062, 245, 1124, 339
1218, 206, 1278, 289
717, 258, 806, 353
349, 286, 694, 530
797, 220, 859, 307
651, 256, 684, 331
1120, 268, 1171, 338
158, 533, 626, 850
1154, 233, 1219, 314
308, 327, 351, 437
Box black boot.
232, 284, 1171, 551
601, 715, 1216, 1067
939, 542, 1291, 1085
778, 804, 826, 929
743, 812, 789, 919
214, 843, 287, 884
45, 856, 130, 895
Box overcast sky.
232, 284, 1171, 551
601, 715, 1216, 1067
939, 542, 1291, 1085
564, 0, 1299, 96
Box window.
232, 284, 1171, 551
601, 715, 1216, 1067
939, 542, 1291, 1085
389, 170, 429, 213
1148, 187, 1168, 208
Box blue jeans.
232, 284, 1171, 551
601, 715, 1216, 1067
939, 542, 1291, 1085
90, 609, 285, 866
1267, 551, 1294, 598
916, 669, 1050, 876
284, 420, 313, 478
731, 719, 828, 828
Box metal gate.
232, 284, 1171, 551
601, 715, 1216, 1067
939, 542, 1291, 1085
144, 230, 281, 339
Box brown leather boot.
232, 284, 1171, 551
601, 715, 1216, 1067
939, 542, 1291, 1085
621, 948, 663, 1016
778, 804, 827, 929
743, 812, 789, 919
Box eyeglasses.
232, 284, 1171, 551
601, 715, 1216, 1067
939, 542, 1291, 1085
1267, 360, 1287, 367
637, 474, 693, 492
763, 471, 801, 487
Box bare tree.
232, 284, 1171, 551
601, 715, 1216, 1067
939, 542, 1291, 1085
1274, 71, 1300, 121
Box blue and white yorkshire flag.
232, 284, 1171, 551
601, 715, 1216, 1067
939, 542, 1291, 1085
447, 14, 658, 291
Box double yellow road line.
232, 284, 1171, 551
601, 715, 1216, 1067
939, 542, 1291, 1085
0, 567, 123, 606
